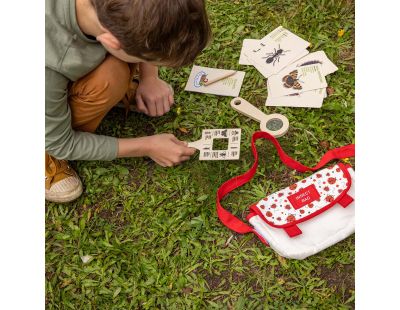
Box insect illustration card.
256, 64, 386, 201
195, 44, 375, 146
291, 51, 338, 76
185, 65, 245, 97
266, 88, 326, 108
239, 39, 261, 65
243, 26, 287, 60
188, 129, 241, 161
267, 63, 327, 98
241, 32, 272, 61
252, 49, 309, 78
251, 26, 310, 78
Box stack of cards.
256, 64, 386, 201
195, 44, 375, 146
239, 26, 338, 108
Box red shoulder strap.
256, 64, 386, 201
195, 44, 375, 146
216, 131, 355, 234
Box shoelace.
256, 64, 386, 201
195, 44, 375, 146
45, 154, 71, 179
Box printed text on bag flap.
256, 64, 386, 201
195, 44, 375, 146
287, 185, 320, 210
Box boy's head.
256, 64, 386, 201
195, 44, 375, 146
91, 0, 212, 67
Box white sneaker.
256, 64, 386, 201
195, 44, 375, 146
45, 153, 83, 203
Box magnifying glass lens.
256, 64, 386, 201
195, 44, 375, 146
266, 118, 284, 131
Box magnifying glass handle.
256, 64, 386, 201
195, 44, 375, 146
231, 97, 289, 138
230, 97, 267, 123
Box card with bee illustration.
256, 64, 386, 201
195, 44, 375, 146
250, 26, 310, 78
267, 63, 327, 98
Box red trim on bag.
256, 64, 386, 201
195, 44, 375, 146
252, 230, 270, 246
248, 163, 353, 233
246, 213, 257, 221
287, 184, 320, 210
338, 193, 354, 208
284, 225, 302, 237
246, 213, 270, 245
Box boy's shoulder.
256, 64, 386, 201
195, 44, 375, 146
45, 0, 106, 82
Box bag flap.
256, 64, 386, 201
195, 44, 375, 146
249, 163, 353, 229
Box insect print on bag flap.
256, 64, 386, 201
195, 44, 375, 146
282, 70, 303, 90
262, 44, 290, 66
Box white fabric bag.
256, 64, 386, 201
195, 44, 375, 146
216, 131, 355, 260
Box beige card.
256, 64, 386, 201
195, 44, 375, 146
266, 88, 326, 108
249, 26, 310, 78
239, 39, 262, 65
184, 66, 245, 97
287, 51, 338, 76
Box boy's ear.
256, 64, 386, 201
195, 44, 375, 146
96, 32, 121, 50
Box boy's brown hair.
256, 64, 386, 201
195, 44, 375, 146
91, 0, 212, 67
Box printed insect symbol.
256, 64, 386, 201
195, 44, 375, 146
299, 60, 322, 67
221, 129, 228, 137
199, 74, 208, 86
263, 45, 290, 66
282, 70, 303, 90
252, 42, 265, 53
220, 152, 227, 158
194, 71, 208, 88
286, 214, 296, 223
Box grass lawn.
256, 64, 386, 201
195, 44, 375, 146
45, 0, 355, 308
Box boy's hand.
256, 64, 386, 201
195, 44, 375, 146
135, 77, 174, 117
145, 134, 196, 167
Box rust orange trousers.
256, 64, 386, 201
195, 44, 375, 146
69, 54, 138, 133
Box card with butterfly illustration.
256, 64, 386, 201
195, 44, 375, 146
267, 63, 327, 98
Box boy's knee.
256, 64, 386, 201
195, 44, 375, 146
102, 56, 131, 92
71, 55, 131, 106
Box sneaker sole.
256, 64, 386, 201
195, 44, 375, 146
45, 182, 83, 203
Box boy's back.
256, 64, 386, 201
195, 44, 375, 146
45, 0, 211, 202
46, 0, 119, 161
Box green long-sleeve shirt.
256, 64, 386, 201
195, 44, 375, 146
45, 0, 118, 160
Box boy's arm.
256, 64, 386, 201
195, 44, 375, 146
45, 68, 118, 160
117, 134, 195, 167
45, 67, 194, 164
139, 62, 158, 79
135, 63, 174, 117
